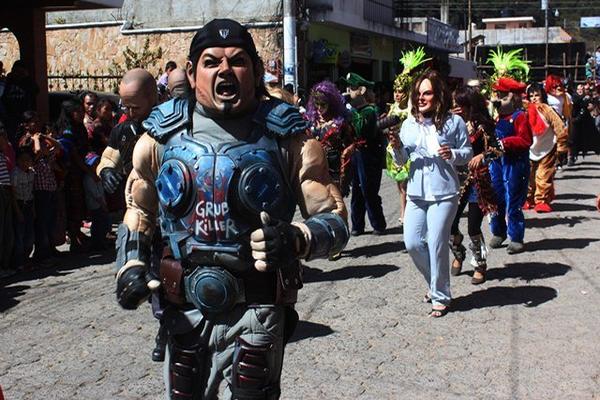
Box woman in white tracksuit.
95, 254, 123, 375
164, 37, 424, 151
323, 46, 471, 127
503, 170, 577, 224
396, 70, 472, 317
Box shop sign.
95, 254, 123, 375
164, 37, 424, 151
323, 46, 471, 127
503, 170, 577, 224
350, 33, 372, 58
581, 17, 600, 28
311, 39, 340, 64
427, 18, 461, 53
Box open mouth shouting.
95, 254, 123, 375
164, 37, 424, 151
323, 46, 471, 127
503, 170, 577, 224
215, 80, 239, 102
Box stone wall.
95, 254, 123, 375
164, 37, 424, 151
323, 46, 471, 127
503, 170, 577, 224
0, 24, 282, 85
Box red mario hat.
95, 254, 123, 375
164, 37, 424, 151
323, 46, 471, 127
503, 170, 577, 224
493, 77, 527, 93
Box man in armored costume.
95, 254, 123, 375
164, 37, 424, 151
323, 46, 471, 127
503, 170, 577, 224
97, 68, 157, 193
96, 69, 168, 361
488, 77, 533, 254
114, 19, 349, 399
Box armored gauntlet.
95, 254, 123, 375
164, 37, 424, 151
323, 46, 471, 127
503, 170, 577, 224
115, 223, 153, 309
100, 167, 124, 194
250, 212, 307, 272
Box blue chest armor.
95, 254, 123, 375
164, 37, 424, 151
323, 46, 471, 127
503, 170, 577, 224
144, 98, 309, 314
156, 130, 295, 261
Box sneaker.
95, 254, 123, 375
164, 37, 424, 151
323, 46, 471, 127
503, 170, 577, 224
534, 203, 552, 213
523, 200, 535, 210
351, 229, 364, 237
506, 241, 525, 254
372, 229, 386, 236
489, 235, 506, 249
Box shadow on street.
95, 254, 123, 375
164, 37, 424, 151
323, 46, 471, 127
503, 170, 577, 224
551, 202, 598, 212
484, 262, 572, 283
345, 240, 404, 258
288, 320, 334, 343
559, 166, 600, 172
303, 263, 399, 283
0, 284, 30, 312
553, 192, 597, 200
555, 174, 600, 181
0, 249, 116, 313
452, 285, 558, 312
526, 238, 599, 251
0, 249, 115, 288
526, 216, 589, 229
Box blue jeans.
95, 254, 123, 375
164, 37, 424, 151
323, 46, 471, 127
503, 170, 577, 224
14, 200, 35, 267
404, 196, 459, 306
488, 156, 529, 243
350, 149, 387, 232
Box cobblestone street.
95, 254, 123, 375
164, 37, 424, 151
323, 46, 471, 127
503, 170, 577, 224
1, 158, 600, 400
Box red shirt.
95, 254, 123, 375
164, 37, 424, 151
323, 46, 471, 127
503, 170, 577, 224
499, 111, 533, 153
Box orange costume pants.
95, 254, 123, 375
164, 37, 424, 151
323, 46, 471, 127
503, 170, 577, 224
527, 146, 557, 205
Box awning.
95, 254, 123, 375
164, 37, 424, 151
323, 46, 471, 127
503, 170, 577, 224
78, 0, 124, 7
1, 0, 124, 10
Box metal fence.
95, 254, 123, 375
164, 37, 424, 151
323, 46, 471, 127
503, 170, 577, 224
47, 75, 121, 93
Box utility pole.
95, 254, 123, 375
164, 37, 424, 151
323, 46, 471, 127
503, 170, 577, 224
463, 0, 468, 59
283, 0, 297, 92
467, 0, 472, 61
440, 0, 450, 24
542, 0, 549, 75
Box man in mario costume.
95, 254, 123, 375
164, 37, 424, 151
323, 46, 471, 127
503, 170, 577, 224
487, 77, 533, 254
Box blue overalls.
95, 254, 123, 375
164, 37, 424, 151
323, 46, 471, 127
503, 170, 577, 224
488, 110, 530, 243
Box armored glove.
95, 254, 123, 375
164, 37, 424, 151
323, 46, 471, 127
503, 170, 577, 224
114, 224, 158, 310
116, 264, 151, 310
250, 212, 307, 272
100, 167, 124, 194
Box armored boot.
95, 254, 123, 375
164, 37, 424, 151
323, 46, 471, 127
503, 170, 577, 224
469, 234, 488, 285
450, 233, 466, 276
152, 322, 168, 362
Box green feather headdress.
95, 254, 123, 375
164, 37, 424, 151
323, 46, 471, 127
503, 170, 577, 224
487, 47, 530, 83
394, 47, 431, 92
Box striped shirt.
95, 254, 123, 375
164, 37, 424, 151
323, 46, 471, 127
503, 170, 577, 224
11, 167, 34, 201
0, 153, 10, 186
34, 157, 57, 192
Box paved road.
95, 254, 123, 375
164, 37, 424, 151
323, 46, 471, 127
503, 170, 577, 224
1, 157, 600, 399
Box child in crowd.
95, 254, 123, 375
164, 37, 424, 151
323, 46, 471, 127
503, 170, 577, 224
11, 149, 35, 270
32, 128, 61, 261
83, 152, 109, 251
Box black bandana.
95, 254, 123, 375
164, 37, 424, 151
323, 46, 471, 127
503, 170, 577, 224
188, 19, 259, 66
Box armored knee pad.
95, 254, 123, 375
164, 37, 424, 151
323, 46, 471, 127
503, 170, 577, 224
168, 339, 205, 400
231, 337, 280, 400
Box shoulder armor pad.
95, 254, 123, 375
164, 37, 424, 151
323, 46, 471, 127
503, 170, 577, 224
256, 99, 308, 137
143, 97, 189, 143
